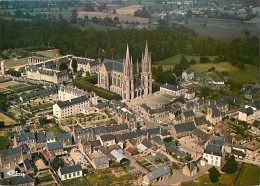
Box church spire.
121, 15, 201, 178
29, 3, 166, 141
125, 43, 130, 65
144, 40, 149, 60
136, 59, 139, 74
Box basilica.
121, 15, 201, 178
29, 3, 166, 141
98, 42, 153, 101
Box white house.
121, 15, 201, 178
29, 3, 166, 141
202, 136, 225, 167
184, 89, 195, 100
182, 69, 194, 81
58, 164, 82, 181
213, 79, 225, 85
160, 83, 184, 97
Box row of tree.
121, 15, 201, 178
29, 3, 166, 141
1, 19, 259, 66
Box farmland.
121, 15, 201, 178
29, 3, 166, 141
0, 112, 17, 125
36, 49, 61, 58
176, 17, 259, 41
116, 5, 143, 16
5, 58, 28, 68
190, 62, 260, 83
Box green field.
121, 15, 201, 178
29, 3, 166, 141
154, 54, 217, 66
0, 135, 11, 150
234, 163, 260, 185
36, 49, 61, 58
87, 169, 134, 185
5, 58, 28, 68
0, 112, 17, 125
190, 62, 260, 83
182, 163, 260, 186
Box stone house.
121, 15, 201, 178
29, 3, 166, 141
182, 161, 199, 177
142, 165, 171, 185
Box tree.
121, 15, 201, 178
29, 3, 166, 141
39, 116, 48, 125
15, 167, 21, 173
201, 87, 211, 98
59, 63, 68, 71
72, 59, 78, 72
200, 56, 210, 63
0, 121, 4, 128
51, 158, 65, 171
221, 155, 238, 174
190, 59, 196, 64
163, 137, 173, 142
209, 166, 220, 183
113, 17, 119, 22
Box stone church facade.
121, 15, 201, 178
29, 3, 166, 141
98, 42, 152, 101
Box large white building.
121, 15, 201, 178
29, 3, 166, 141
53, 96, 91, 118
238, 100, 260, 123
26, 55, 100, 84
160, 83, 184, 97
202, 136, 225, 167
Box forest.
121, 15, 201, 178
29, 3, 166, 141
1, 18, 259, 67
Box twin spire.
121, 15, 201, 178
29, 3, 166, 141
124, 41, 150, 76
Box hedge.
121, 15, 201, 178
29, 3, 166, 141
73, 78, 122, 100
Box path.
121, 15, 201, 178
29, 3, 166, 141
124, 152, 149, 174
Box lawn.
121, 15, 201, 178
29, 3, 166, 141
182, 163, 260, 186
0, 135, 11, 150
41, 123, 65, 135
190, 62, 260, 83
5, 58, 28, 68
36, 49, 61, 58
0, 112, 17, 125
154, 54, 217, 66
234, 163, 260, 185
63, 177, 88, 185
87, 169, 134, 185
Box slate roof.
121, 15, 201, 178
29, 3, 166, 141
247, 99, 260, 109
209, 136, 225, 146
0, 147, 21, 158
100, 134, 115, 142
60, 164, 82, 175
145, 165, 171, 181
241, 107, 254, 116
147, 127, 160, 135
57, 95, 89, 108
81, 139, 91, 146
192, 128, 209, 141
185, 161, 198, 172
102, 59, 123, 72
47, 141, 63, 151
183, 110, 195, 118
15, 132, 35, 142
0, 175, 34, 185
194, 116, 210, 126
174, 121, 195, 133
46, 131, 55, 140
56, 133, 71, 140
89, 140, 101, 147
106, 124, 128, 133
94, 155, 109, 166
161, 83, 183, 91
20, 86, 57, 100
36, 132, 46, 143
93, 126, 107, 135
141, 139, 152, 148
204, 144, 222, 156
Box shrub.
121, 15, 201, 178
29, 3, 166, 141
200, 56, 210, 63
221, 155, 238, 174
209, 166, 220, 183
